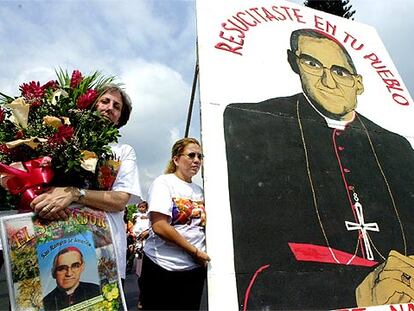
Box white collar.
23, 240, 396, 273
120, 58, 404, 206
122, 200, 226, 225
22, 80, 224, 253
303, 93, 355, 130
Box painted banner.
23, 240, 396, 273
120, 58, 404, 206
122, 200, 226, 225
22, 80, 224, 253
0, 206, 126, 311
196, 0, 414, 310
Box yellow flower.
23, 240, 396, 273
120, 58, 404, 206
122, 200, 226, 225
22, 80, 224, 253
51, 89, 68, 105
43, 116, 71, 129
80, 150, 98, 172
110, 287, 119, 299
6, 137, 47, 150
5, 97, 30, 129
43, 116, 62, 128
106, 292, 113, 301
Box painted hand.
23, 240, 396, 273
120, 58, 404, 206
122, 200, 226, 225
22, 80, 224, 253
356, 250, 414, 306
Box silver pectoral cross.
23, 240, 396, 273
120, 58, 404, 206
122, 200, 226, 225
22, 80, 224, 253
345, 202, 379, 261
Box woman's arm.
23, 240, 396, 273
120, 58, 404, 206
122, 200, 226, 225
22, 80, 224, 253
151, 211, 210, 264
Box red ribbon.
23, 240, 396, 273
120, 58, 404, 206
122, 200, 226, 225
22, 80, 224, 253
0, 157, 54, 211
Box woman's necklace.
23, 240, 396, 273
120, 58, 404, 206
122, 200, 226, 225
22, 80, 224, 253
296, 100, 407, 263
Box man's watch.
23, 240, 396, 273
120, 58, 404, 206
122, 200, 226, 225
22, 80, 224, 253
77, 188, 87, 201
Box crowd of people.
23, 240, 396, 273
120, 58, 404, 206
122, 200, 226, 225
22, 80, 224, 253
1, 84, 209, 311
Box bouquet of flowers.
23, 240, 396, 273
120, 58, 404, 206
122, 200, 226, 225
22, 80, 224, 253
0, 69, 120, 210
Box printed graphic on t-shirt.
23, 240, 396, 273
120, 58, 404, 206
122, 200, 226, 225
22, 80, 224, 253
171, 198, 206, 227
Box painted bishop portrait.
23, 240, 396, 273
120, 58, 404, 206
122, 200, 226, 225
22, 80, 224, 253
224, 28, 414, 310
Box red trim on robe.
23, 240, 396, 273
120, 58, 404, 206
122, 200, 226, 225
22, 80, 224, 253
288, 242, 378, 267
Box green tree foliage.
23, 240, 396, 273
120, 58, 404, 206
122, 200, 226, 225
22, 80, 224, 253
304, 0, 356, 20
125, 203, 138, 222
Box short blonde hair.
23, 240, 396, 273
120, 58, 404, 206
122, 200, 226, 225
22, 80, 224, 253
164, 138, 201, 174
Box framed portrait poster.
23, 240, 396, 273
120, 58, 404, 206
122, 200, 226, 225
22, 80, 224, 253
0, 206, 126, 311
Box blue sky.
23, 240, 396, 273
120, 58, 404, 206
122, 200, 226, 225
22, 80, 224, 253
0, 0, 412, 197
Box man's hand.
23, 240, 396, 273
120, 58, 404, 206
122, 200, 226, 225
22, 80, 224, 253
356, 250, 414, 306
30, 187, 75, 220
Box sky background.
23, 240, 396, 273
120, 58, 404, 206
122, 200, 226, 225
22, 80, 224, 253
0, 0, 413, 198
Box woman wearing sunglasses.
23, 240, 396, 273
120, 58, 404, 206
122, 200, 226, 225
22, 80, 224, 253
140, 137, 210, 310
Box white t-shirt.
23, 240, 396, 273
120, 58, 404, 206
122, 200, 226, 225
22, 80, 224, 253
144, 173, 206, 271
107, 143, 142, 279
132, 211, 150, 236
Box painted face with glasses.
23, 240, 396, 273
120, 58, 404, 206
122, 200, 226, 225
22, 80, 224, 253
293, 35, 364, 121
54, 250, 85, 291
173, 143, 203, 183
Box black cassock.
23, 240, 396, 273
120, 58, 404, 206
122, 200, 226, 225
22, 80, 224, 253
223, 93, 414, 310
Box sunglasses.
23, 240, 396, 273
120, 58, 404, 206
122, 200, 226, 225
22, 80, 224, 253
180, 152, 204, 160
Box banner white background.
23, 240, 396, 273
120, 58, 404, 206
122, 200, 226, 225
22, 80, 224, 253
196, 0, 414, 310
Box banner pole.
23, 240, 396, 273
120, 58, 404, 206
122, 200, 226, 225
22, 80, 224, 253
184, 57, 199, 138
